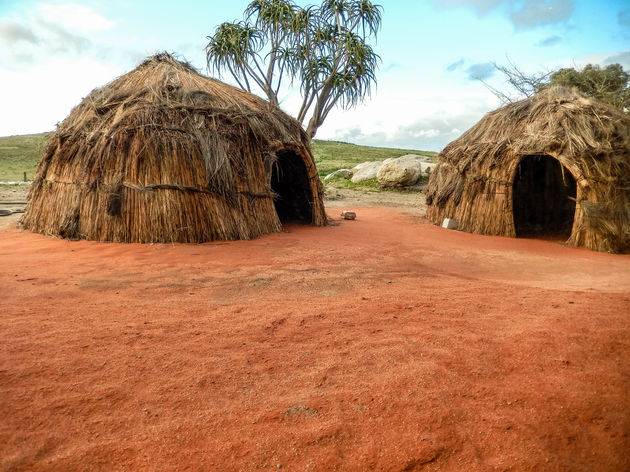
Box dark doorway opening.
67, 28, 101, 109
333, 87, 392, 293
513, 154, 576, 239
271, 149, 313, 224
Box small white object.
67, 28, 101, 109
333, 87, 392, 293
442, 218, 458, 230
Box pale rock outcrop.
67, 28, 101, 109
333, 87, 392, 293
324, 169, 353, 180
377, 154, 424, 188
351, 161, 383, 183
420, 162, 436, 174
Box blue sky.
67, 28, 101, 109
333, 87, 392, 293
0, 0, 628, 150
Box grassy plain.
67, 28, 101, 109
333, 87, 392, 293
0, 132, 51, 182
0, 133, 437, 188
311, 139, 437, 177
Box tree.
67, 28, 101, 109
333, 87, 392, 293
480, 58, 554, 104
205, 0, 382, 139
540, 64, 630, 110
484, 60, 629, 111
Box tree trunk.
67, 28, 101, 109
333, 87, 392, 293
304, 83, 334, 140
265, 87, 279, 107
305, 118, 318, 140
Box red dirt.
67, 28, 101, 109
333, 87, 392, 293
1, 207, 629, 471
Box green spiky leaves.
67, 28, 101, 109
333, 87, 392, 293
205, 0, 382, 138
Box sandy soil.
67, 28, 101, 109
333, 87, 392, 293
324, 186, 426, 215
0, 184, 28, 201
0, 185, 28, 229
1, 193, 629, 471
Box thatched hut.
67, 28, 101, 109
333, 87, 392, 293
22, 53, 326, 243
426, 87, 630, 253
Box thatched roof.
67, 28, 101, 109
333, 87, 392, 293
426, 87, 630, 253
22, 53, 326, 243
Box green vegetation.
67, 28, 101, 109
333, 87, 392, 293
0, 132, 50, 181
487, 60, 629, 110
541, 64, 629, 111
311, 139, 437, 177
206, 0, 383, 138
324, 176, 382, 191
0, 132, 437, 192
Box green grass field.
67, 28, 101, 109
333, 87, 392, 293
0, 133, 436, 186
312, 139, 437, 178
0, 132, 51, 182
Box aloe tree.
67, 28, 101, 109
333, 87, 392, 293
206, 0, 382, 139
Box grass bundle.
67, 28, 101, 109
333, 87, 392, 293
426, 87, 630, 253
22, 53, 326, 243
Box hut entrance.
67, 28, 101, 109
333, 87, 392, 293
512, 154, 576, 239
271, 149, 313, 224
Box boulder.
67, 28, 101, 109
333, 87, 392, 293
420, 162, 436, 174
398, 153, 434, 163
340, 210, 356, 220
377, 155, 424, 188
351, 161, 383, 183
324, 169, 353, 181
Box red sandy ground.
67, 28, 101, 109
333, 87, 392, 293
0, 207, 629, 471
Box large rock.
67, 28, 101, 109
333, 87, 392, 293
420, 162, 436, 174
399, 153, 434, 163
351, 161, 383, 183
377, 155, 425, 188
324, 169, 353, 181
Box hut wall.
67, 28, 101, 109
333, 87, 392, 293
426, 84, 630, 254
24, 142, 325, 243
22, 118, 325, 243
24, 181, 280, 243
21, 54, 327, 243
426, 160, 515, 237
428, 148, 630, 253
567, 177, 630, 254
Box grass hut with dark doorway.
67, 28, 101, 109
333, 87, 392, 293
22, 53, 326, 243
426, 87, 630, 253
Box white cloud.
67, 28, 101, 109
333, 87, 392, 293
34, 3, 115, 34
0, 2, 120, 66
0, 57, 124, 136
0, 20, 39, 45
556, 51, 630, 70
466, 62, 496, 80
535, 35, 562, 47
510, 0, 574, 29
604, 51, 630, 69
315, 85, 498, 151
446, 58, 466, 72
0, 2, 193, 136
435, 0, 575, 29
436, 0, 503, 15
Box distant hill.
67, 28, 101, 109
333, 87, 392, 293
0, 132, 437, 182
0, 132, 51, 182
311, 139, 437, 177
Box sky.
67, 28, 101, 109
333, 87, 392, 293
0, 0, 628, 151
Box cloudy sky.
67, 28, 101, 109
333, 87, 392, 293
0, 0, 628, 150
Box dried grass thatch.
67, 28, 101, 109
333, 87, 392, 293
22, 53, 326, 243
426, 87, 630, 253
